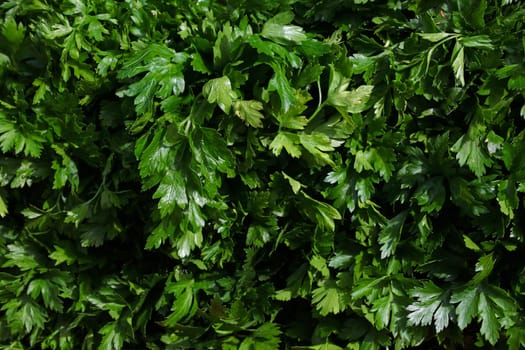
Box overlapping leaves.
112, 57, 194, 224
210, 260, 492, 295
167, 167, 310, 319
1, 0, 525, 349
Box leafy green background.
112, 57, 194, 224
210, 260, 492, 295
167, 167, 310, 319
1, 0, 525, 349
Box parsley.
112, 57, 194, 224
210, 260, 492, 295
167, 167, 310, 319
1, 0, 525, 349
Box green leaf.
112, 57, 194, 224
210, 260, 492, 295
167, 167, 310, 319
145, 220, 174, 250
497, 180, 518, 218
80, 226, 107, 248
261, 12, 306, 45
355, 147, 396, 182
310, 255, 330, 278
452, 134, 491, 177
262, 23, 307, 45
407, 282, 453, 333
328, 253, 354, 270
282, 171, 304, 194
459, 35, 493, 49
268, 63, 297, 112
64, 202, 90, 228
473, 253, 495, 283
450, 285, 479, 329
449, 177, 490, 216
0, 119, 45, 158
351, 276, 389, 300
508, 74, 525, 91
21, 299, 47, 332
296, 64, 324, 88
299, 132, 338, 167
312, 280, 346, 315
249, 323, 282, 350
307, 345, 344, 350
176, 230, 203, 258
486, 130, 504, 155
414, 177, 446, 213
418, 33, 455, 42
3, 244, 40, 271
0, 193, 7, 217
274, 289, 292, 301
202, 76, 237, 113
326, 66, 373, 113
191, 51, 211, 74
299, 192, 341, 232
462, 235, 481, 252
458, 0, 487, 28
98, 322, 124, 350
372, 295, 392, 330
153, 170, 188, 217
138, 130, 172, 181
165, 287, 194, 325
246, 34, 302, 67
51, 146, 79, 192
378, 211, 408, 259
451, 42, 465, 87
117, 45, 186, 119
1, 18, 26, 47
246, 224, 272, 247
49, 243, 78, 266
27, 278, 63, 312
507, 325, 525, 350
233, 100, 265, 128
195, 127, 235, 177
270, 132, 301, 158
277, 92, 310, 130
478, 291, 500, 345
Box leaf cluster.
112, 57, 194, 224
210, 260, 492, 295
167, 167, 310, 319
1, 0, 525, 349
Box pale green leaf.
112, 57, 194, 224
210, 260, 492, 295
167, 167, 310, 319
310, 255, 330, 278
177, 230, 203, 258
270, 132, 301, 158
233, 100, 264, 128
202, 76, 237, 113
418, 32, 454, 42
0, 193, 7, 217
282, 171, 304, 194
326, 66, 373, 113
262, 16, 307, 44
452, 43, 465, 87
312, 280, 345, 315
299, 132, 337, 166
269, 63, 296, 112
459, 35, 493, 49
463, 235, 481, 252
274, 289, 292, 301
452, 134, 491, 177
